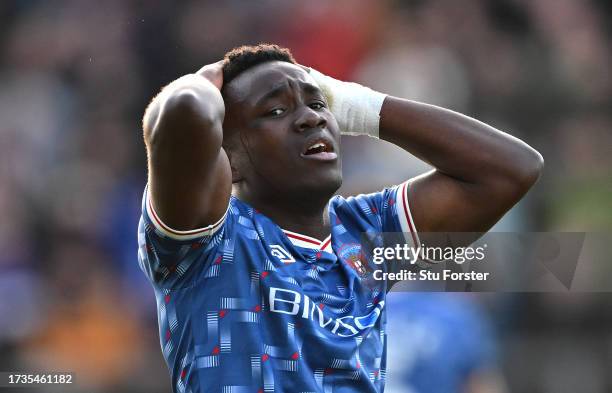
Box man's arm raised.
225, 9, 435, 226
308, 68, 543, 247
142, 61, 232, 232
379, 97, 543, 244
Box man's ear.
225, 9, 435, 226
230, 163, 243, 184
224, 144, 243, 184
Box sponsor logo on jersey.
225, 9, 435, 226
268, 287, 384, 337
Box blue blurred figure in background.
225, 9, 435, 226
385, 293, 507, 393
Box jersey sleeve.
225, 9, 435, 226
344, 180, 420, 248
136, 185, 229, 289
342, 180, 439, 277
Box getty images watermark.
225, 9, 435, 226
371, 243, 490, 282
356, 232, 611, 292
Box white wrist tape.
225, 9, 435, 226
309, 68, 387, 138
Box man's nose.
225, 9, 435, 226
294, 106, 327, 132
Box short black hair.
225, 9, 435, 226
222, 44, 296, 86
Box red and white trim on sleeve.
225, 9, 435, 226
396, 180, 420, 248
283, 229, 332, 252
396, 181, 439, 267
145, 188, 227, 241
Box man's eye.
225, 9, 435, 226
309, 102, 325, 110
268, 108, 285, 116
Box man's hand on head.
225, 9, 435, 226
303, 66, 386, 138
196, 60, 225, 91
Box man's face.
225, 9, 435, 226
223, 61, 342, 202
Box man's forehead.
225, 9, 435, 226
225, 61, 317, 103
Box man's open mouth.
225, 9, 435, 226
301, 138, 337, 161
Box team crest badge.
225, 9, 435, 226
338, 243, 369, 277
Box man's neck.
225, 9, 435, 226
236, 191, 331, 241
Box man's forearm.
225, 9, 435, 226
379, 96, 543, 188
310, 67, 542, 189
310, 67, 543, 234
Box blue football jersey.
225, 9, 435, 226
137, 181, 419, 393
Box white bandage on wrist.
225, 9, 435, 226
309, 68, 387, 138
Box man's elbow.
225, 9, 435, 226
504, 147, 544, 198
163, 89, 221, 126
147, 88, 223, 147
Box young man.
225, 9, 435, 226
138, 44, 542, 392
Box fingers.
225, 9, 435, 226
196, 60, 224, 74
196, 60, 225, 90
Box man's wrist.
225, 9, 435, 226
309, 68, 386, 138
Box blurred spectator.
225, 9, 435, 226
385, 293, 507, 393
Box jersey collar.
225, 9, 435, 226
283, 229, 332, 252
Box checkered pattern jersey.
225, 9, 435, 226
137, 181, 419, 393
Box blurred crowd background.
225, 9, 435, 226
1, 0, 611, 392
